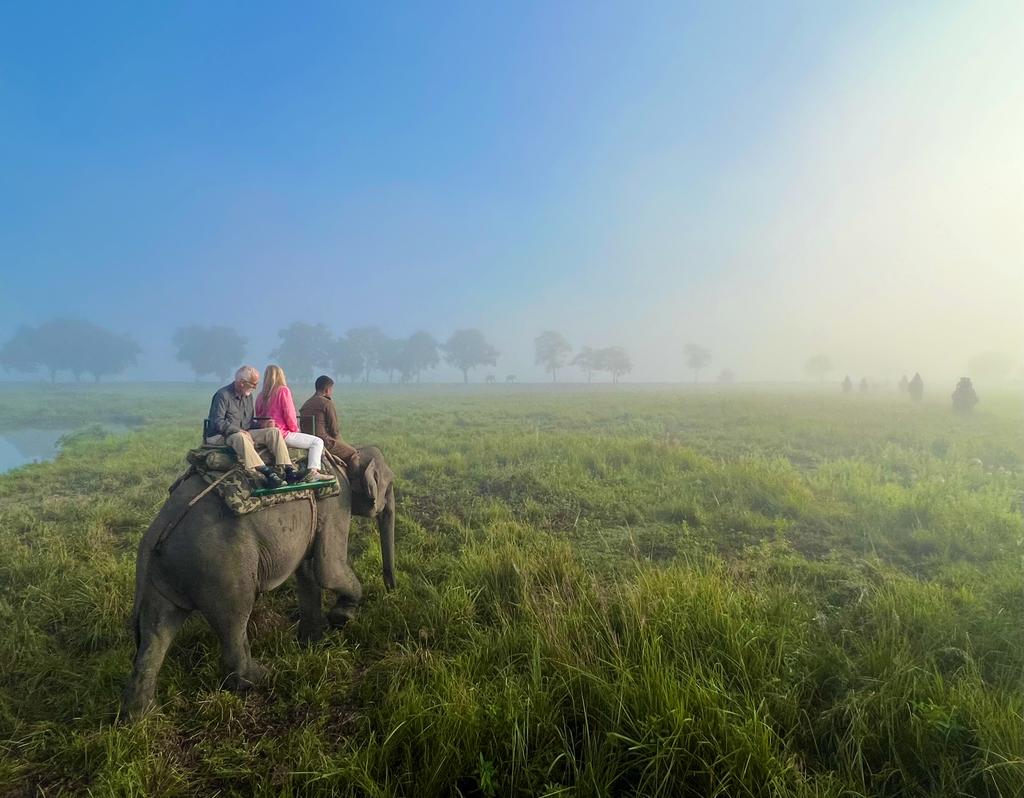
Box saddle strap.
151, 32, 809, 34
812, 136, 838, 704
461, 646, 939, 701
154, 467, 239, 552
307, 494, 318, 551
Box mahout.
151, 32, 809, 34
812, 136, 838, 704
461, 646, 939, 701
951, 377, 978, 413
908, 372, 924, 401
121, 446, 395, 720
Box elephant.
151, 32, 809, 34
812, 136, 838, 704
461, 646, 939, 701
121, 445, 395, 720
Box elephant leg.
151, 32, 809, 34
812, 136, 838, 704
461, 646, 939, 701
121, 585, 189, 721
313, 505, 363, 628
324, 531, 362, 629
206, 602, 266, 691
326, 564, 362, 628
295, 559, 326, 643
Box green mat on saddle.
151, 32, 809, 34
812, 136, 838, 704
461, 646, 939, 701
182, 446, 342, 516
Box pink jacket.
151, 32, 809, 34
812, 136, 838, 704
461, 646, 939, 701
255, 385, 299, 435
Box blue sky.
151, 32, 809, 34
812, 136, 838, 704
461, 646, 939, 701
2, 1, 1021, 382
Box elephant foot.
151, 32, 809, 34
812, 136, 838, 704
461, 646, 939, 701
327, 604, 357, 629
297, 619, 326, 645
226, 662, 268, 692
120, 691, 155, 723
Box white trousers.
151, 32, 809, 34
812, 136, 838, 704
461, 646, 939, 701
284, 431, 324, 471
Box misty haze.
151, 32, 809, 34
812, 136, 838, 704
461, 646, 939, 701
1, 3, 1022, 796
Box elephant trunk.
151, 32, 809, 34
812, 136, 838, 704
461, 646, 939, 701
379, 485, 396, 590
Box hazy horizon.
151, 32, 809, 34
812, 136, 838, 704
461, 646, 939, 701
2, 2, 1021, 385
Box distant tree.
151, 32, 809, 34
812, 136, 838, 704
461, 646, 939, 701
270, 322, 333, 384
345, 326, 388, 383
684, 343, 711, 383
859, 377, 869, 393
3, 319, 140, 382
377, 337, 405, 383
505, 374, 517, 383
967, 351, 1014, 382
400, 331, 440, 383
898, 374, 909, 393
173, 325, 246, 381
717, 368, 735, 384
47, 319, 94, 381
0, 325, 40, 377
571, 346, 599, 383
804, 354, 833, 383
534, 331, 572, 382
442, 329, 499, 383
596, 346, 632, 384
84, 330, 141, 382
330, 338, 364, 384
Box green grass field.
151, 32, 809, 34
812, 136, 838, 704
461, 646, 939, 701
1, 384, 1022, 796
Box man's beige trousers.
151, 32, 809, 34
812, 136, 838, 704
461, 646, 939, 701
206, 428, 292, 470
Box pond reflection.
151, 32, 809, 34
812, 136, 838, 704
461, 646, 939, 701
0, 425, 134, 473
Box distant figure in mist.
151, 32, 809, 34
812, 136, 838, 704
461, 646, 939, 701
898, 374, 909, 393
842, 375, 853, 393
908, 372, 924, 402
951, 377, 979, 414
859, 378, 869, 393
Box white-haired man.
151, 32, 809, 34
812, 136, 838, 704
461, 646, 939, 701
205, 366, 293, 485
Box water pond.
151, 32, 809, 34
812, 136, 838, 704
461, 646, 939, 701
0, 424, 135, 474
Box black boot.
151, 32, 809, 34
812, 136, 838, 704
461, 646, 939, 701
283, 465, 301, 484
256, 465, 284, 489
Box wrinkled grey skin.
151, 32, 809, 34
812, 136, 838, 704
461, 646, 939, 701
121, 446, 395, 721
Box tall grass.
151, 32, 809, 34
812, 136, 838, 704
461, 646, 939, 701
1, 385, 1022, 795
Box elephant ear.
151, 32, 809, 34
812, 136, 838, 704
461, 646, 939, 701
363, 458, 391, 517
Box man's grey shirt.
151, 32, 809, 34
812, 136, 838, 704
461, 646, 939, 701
207, 384, 254, 438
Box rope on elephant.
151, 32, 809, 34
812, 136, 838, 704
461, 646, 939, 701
307, 494, 317, 551
154, 467, 240, 553
323, 450, 347, 479
167, 464, 197, 495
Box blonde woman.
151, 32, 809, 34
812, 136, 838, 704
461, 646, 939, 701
255, 365, 333, 481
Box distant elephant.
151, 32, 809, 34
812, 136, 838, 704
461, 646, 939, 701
121, 446, 395, 720
505, 374, 517, 384
485, 374, 496, 384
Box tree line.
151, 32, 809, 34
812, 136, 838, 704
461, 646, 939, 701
0, 320, 504, 384
0, 319, 140, 383
533, 331, 633, 384
0, 318, 729, 384
264, 324, 498, 384
31, 318, 1015, 386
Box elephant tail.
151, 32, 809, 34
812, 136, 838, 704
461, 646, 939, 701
129, 476, 196, 649
129, 514, 166, 650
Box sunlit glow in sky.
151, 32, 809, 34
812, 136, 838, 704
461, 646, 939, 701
1, 1, 1021, 382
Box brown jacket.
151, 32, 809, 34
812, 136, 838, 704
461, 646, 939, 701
298, 394, 358, 461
